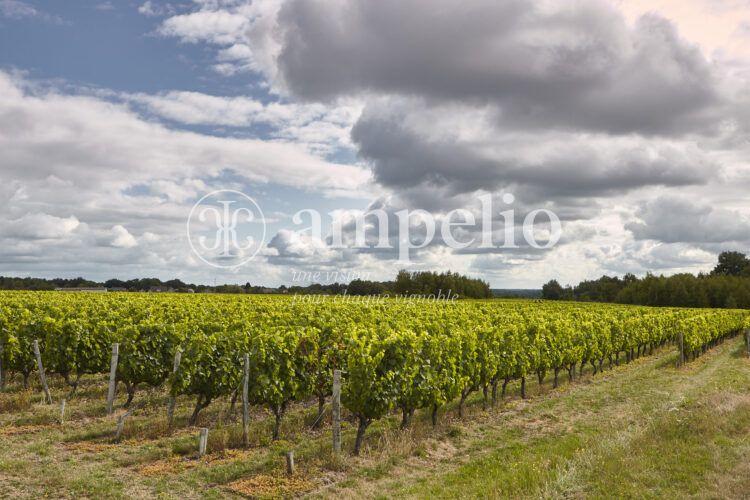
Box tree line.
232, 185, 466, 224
0, 270, 492, 299
289, 270, 492, 298
542, 251, 750, 308
393, 270, 492, 298
0, 276, 223, 293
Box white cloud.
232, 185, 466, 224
2, 213, 80, 240
6, 0, 750, 287
217, 43, 254, 61
129, 91, 264, 126
0, 70, 371, 285
158, 9, 249, 45
137, 1, 170, 17
142, 232, 160, 243
156, 0, 283, 78
124, 89, 362, 153
626, 196, 750, 244
0, 71, 369, 193
615, 0, 750, 61
0, 0, 37, 19
145, 178, 208, 204
268, 228, 329, 258
110, 225, 138, 248
0, 0, 63, 23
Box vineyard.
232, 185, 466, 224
0, 291, 746, 460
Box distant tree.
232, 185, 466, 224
712, 251, 750, 276
347, 279, 389, 296
51, 277, 99, 288
393, 270, 491, 298
542, 280, 564, 300
725, 295, 738, 309
164, 279, 189, 290
104, 279, 127, 289
572, 275, 625, 302
622, 273, 638, 284
394, 270, 412, 295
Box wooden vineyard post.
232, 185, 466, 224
677, 332, 685, 367
106, 343, 119, 415
332, 369, 342, 454
60, 399, 66, 424
115, 411, 131, 442
167, 348, 182, 428
286, 451, 295, 475
0, 340, 4, 390
242, 353, 250, 448
198, 428, 208, 457
33, 340, 52, 404
745, 329, 750, 357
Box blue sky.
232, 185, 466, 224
1, 1, 253, 94
1, 0, 750, 287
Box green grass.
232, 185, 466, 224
1, 338, 749, 498
322, 338, 750, 499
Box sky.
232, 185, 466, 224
1, 0, 750, 288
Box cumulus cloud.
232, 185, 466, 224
158, 9, 248, 45
0, 71, 369, 193
155, 0, 283, 77
109, 225, 138, 248
0, 0, 64, 23
0, 70, 371, 284
124, 90, 362, 152
152, 0, 745, 213
5, 0, 750, 286
138, 1, 175, 17
268, 228, 329, 258
128, 91, 265, 126
2, 213, 80, 240
276, 0, 723, 135
351, 101, 715, 201
591, 240, 718, 277
626, 196, 750, 244
0, 0, 35, 18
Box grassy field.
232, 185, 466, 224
0, 336, 748, 499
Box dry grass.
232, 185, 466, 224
705, 390, 750, 415
136, 448, 258, 476
0, 423, 52, 435
60, 441, 118, 453
224, 473, 316, 498
0, 389, 34, 413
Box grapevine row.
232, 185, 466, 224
0, 292, 745, 453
